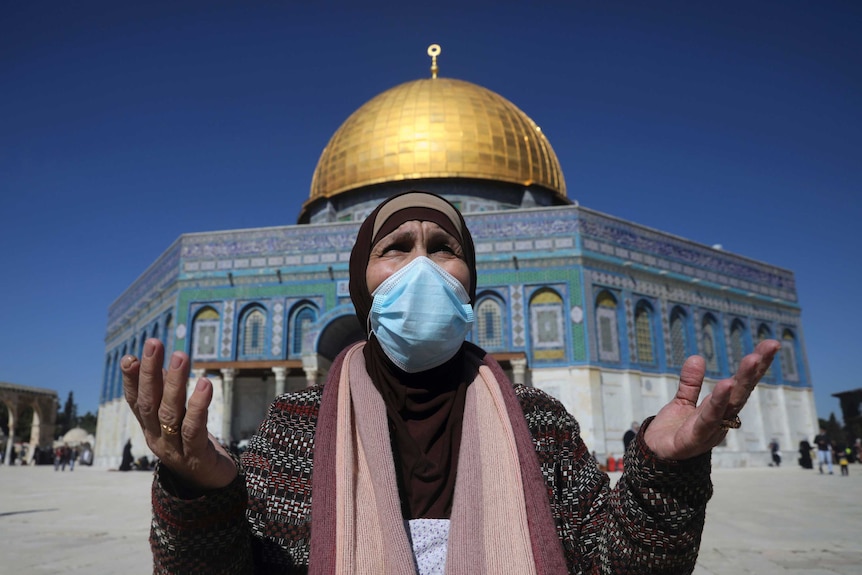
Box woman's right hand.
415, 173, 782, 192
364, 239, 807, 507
122, 338, 238, 490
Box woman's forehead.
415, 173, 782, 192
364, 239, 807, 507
379, 220, 452, 239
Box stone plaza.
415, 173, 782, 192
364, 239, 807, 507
1, 462, 859, 574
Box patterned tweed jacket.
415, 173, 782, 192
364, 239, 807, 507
150, 386, 712, 575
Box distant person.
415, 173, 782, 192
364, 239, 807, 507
855, 438, 862, 463
119, 439, 134, 471
622, 421, 640, 452
813, 428, 833, 475
838, 448, 850, 476
798, 439, 813, 469
768, 438, 781, 467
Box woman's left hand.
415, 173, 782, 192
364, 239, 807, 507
644, 339, 781, 460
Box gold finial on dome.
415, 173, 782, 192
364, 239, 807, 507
427, 44, 441, 79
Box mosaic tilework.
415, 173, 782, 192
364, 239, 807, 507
509, 284, 525, 347
108, 240, 181, 329
660, 299, 672, 364
271, 300, 284, 357
221, 300, 234, 359
578, 208, 797, 302
624, 296, 635, 363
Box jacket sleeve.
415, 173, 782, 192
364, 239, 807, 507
517, 386, 712, 575
150, 463, 254, 575
149, 387, 322, 575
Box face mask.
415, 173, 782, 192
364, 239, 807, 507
369, 256, 474, 373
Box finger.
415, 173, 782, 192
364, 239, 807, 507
182, 377, 213, 455
158, 349, 190, 440
698, 379, 732, 430
674, 355, 706, 406
726, 340, 781, 413
121, 355, 145, 428
135, 340, 166, 433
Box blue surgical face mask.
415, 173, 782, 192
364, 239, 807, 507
369, 256, 474, 373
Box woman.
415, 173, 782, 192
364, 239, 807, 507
122, 191, 779, 574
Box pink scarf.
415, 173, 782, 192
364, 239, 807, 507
309, 343, 567, 575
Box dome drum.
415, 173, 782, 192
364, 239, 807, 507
301, 178, 568, 224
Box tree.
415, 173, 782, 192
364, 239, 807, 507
55, 391, 79, 438
78, 411, 98, 435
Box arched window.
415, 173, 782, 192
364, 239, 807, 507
240, 306, 267, 358
113, 346, 126, 400
757, 323, 774, 378
101, 354, 112, 404
192, 307, 220, 360
140, 330, 147, 356
164, 313, 173, 350
669, 307, 688, 367
152, 323, 160, 342
780, 329, 799, 381
729, 319, 746, 373
530, 288, 565, 360
634, 300, 655, 365
595, 290, 620, 362
292, 305, 317, 356
701, 314, 720, 374
476, 297, 504, 349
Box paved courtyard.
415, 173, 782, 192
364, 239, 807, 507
0, 462, 859, 574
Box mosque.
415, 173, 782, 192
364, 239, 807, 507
95, 46, 817, 468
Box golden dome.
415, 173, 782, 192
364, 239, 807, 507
307, 76, 567, 207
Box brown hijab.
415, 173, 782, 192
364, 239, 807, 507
348, 191, 478, 519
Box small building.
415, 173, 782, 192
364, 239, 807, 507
0, 381, 58, 464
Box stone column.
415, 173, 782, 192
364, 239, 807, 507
303, 366, 319, 388
302, 353, 331, 388
220, 368, 236, 443
510, 357, 528, 385
4, 406, 16, 465
272, 366, 287, 398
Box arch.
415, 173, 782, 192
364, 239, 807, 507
164, 313, 174, 361
634, 299, 655, 365
669, 306, 689, 367
101, 354, 112, 404
475, 292, 505, 350
757, 323, 774, 378
701, 313, 721, 374
530, 288, 565, 361
112, 346, 126, 401
239, 304, 268, 359
595, 289, 620, 362
192, 306, 220, 360
316, 314, 365, 362
729, 319, 747, 373
151, 322, 160, 342
780, 328, 799, 381
290, 302, 319, 357
139, 330, 147, 357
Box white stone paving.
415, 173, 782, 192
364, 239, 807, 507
0, 462, 859, 574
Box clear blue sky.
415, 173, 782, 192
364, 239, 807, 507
2, 1, 860, 421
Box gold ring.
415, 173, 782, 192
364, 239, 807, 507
161, 422, 179, 435
720, 415, 742, 430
